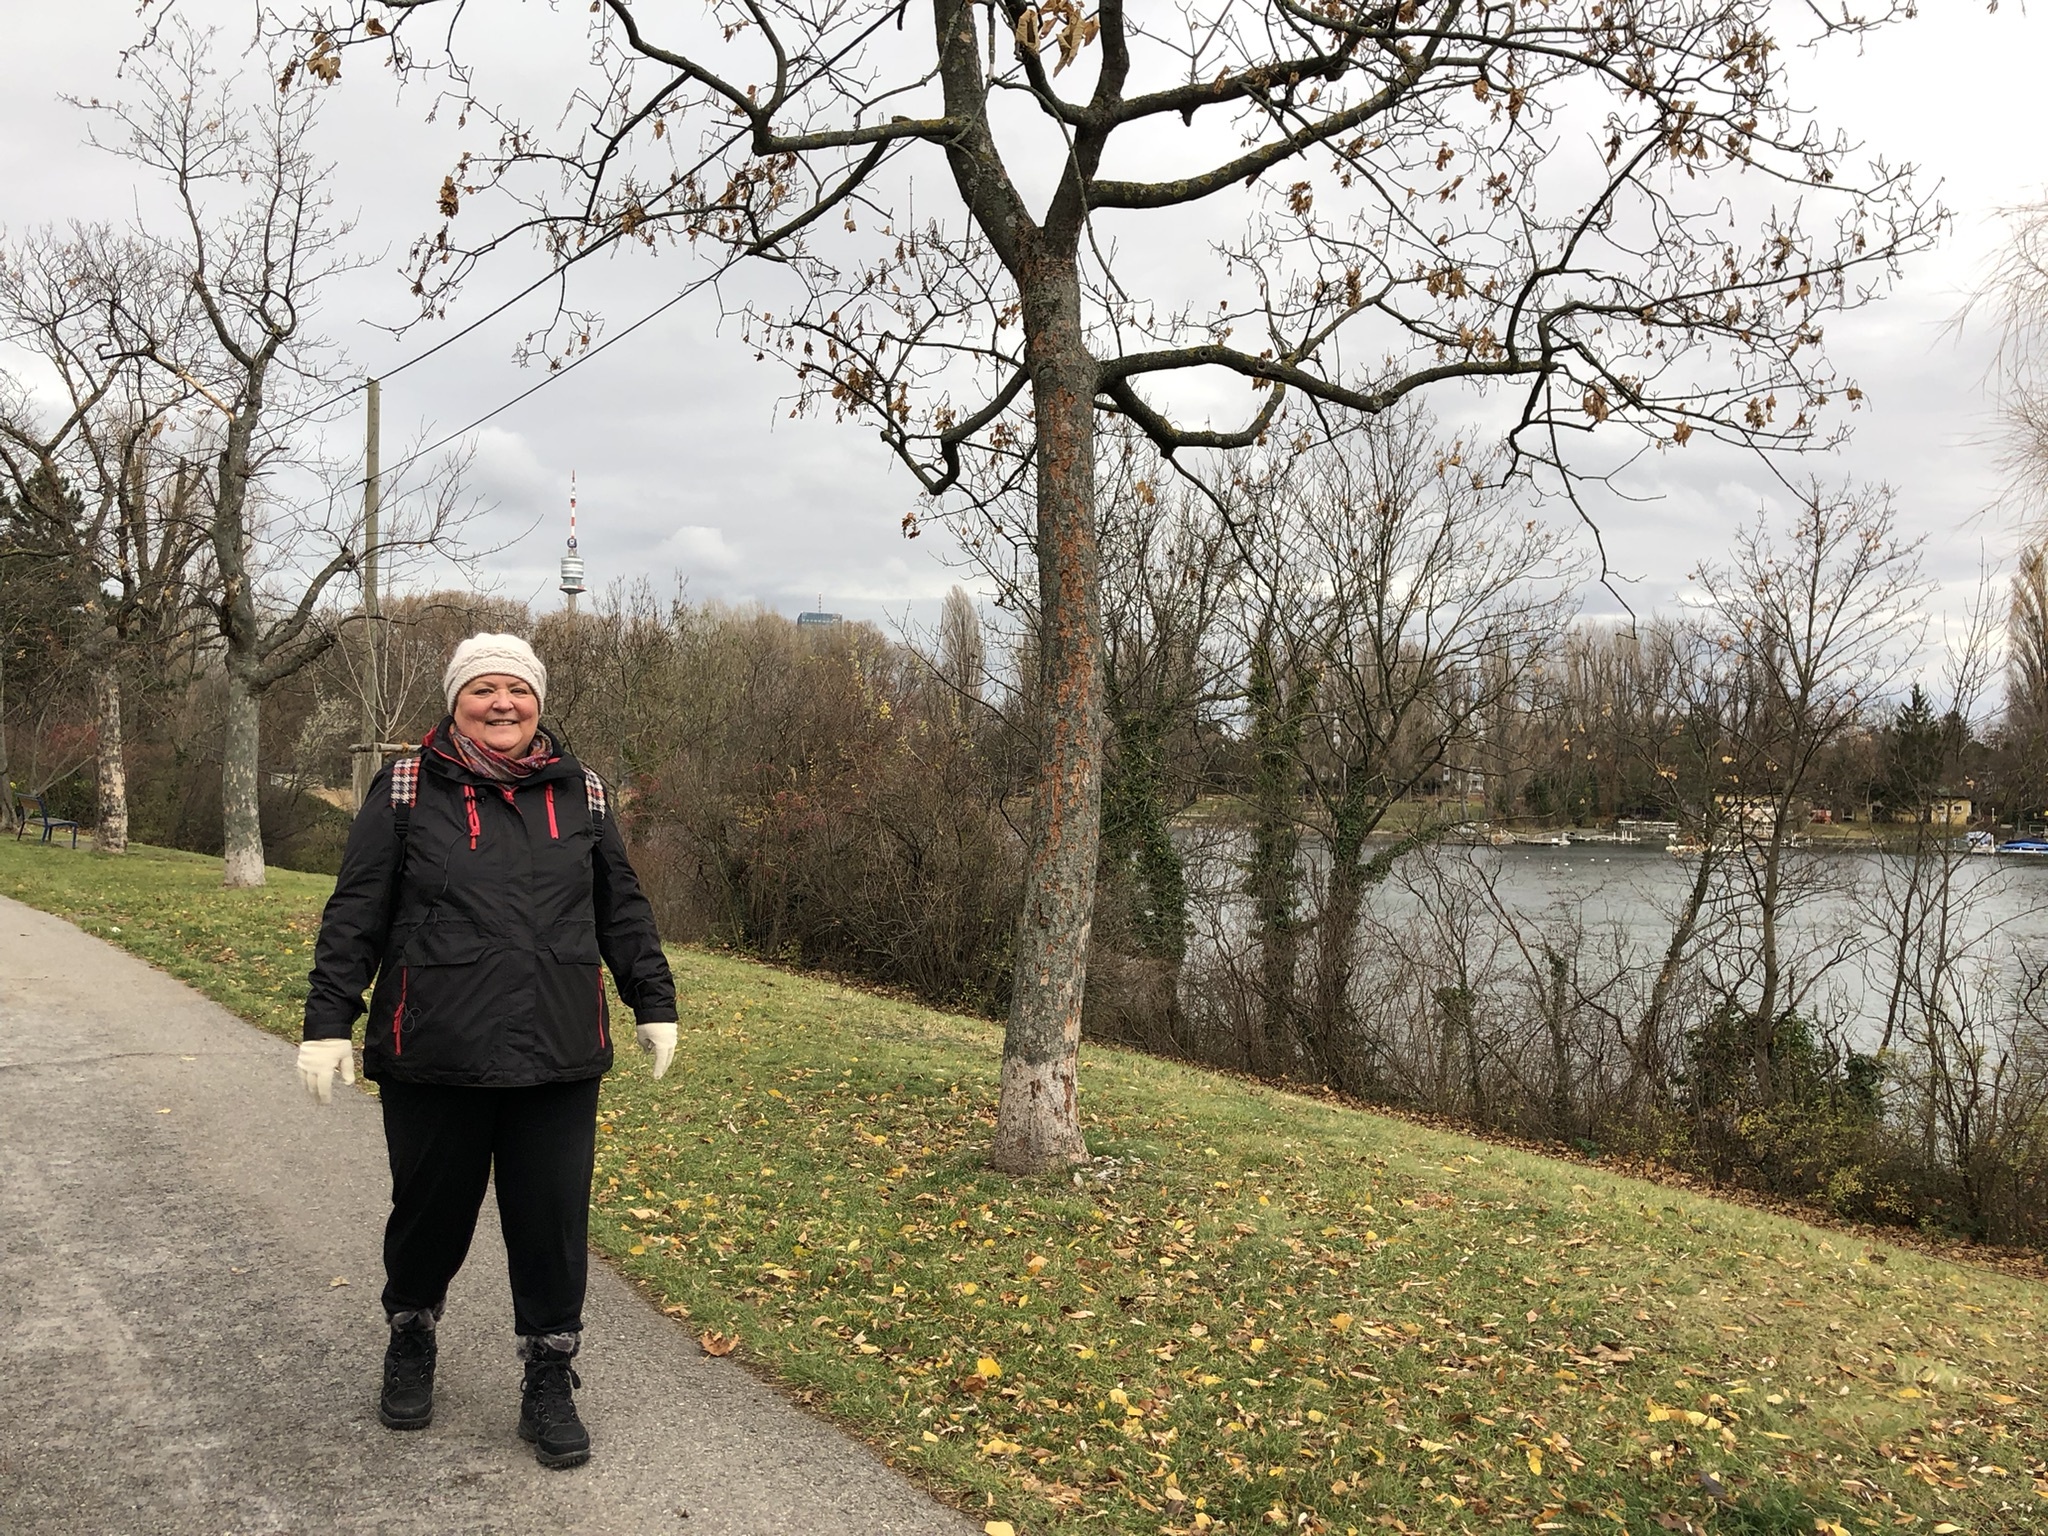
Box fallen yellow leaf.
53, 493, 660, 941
1527, 1446, 1543, 1475
985, 1523, 1017, 1536
1329, 1312, 1353, 1332
975, 1356, 1002, 1379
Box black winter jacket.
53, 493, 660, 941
303, 727, 678, 1086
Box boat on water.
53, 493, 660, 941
1996, 837, 2048, 856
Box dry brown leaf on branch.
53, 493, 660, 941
305, 33, 341, 83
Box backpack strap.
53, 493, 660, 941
583, 765, 608, 825
379, 753, 426, 946
389, 753, 422, 844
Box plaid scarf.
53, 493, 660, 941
434, 720, 559, 782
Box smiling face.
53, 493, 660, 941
452, 674, 541, 756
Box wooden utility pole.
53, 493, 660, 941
350, 378, 383, 809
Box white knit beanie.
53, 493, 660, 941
443, 633, 548, 714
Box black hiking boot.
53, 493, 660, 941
378, 1313, 438, 1430
517, 1338, 590, 1469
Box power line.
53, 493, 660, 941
281, 265, 727, 527
268, 262, 603, 435
273, 124, 752, 436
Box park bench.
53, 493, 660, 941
13, 793, 79, 849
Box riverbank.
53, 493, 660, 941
3, 837, 2042, 1533
1170, 794, 2000, 849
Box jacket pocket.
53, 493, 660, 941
539, 919, 608, 1054
408, 919, 490, 967
543, 919, 600, 965
383, 921, 490, 1063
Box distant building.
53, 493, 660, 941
1926, 795, 1973, 827
797, 611, 842, 627
1712, 793, 1780, 831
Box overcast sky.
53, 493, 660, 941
3, 1, 2043, 647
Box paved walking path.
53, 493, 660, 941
0, 894, 980, 1536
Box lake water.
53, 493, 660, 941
1176, 831, 2048, 1045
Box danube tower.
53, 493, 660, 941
559, 472, 587, 615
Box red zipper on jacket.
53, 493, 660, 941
393, 966, 409, 1055
546, 783, 558, 839
596, 971, 609, 1050
463, 784, 480, 849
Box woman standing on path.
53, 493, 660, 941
295, 633, 679, 1469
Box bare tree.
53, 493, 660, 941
1693, 485, 1928, 1101
0, 226, 208, 853
1092, 436, 1238, 1036
91, 26, 469, 886
301, 0, 1938, 1168
1288, 410, 1574, 1058
1976, 197, 2048, 518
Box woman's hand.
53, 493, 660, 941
634, 1021, 676, 1079
296, 1038, 356, 1103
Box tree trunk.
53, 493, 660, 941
1435, 984, 1480, 1117
1636, 840, 1718, 1106
94, 663, 129, 854
0, 637, 13, 835
221, 666, 266, 888
1544, 946, 1572, 1135
1101, 711, 1189, 964
1752, 819, 1788, 1102
1309, 780, 1374, 1064
989, 259, 1098, 1174
1245, 626, 1304, 1076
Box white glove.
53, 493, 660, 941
296, 1038, 356, 1104
635, 1020, 677, 1079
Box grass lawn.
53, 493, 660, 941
3, 837, 2043, 1534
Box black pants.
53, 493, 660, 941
378, 1077, 602, 1338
